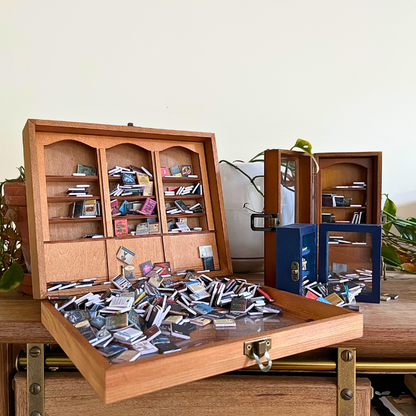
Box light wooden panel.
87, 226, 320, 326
163, 233, 219, 272
43, 240, 108, 286
13, 372, 372, 416
48, 222, 105, 241
106, 236, 165, 277
44, 140, 98, 176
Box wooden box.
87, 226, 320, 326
23, 120, 363, 403
23, 119, 232, 299
263, 150, 382, 287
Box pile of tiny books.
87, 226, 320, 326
49, 273, 281, 363
164, 183, 202, 196
165, 200, 203, 215
302, 266, 375, 310
108, 165, 154, 197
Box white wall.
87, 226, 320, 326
1, 1, 415, 216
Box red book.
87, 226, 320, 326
114, 219, 128, 236
160, 167, 168, 177
306, 290, 318, 300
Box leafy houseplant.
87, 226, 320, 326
0, 168, 25, 292
381, 194, 416, 273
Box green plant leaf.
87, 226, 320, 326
382, 194, 396, 231
0, 261, 24, 293
382, 244, 401, 266
290, 139, 320, 173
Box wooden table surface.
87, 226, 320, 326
0, 271, 415, 358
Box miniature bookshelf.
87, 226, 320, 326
24, 120, 232, 299
314, 152, 382, 254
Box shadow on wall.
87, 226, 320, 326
395, 202, 416, 220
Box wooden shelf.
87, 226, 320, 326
328, 243, 372, 248
49, 217, 102, 224
322, 188, 367, 192
166, 213, 205, 218
46, 175, 99, 182
164, 195, 203, 200
48, 196, 101, 203
112, 215, 158, 220
162, 177, 200, 183
111, 196, 155, 201
322, 206, 366, 210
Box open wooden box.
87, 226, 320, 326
24, 120, 363, 403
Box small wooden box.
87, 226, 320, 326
23, 120, 363, 403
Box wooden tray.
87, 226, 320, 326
41, 285, 363, 404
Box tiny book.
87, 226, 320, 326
160, 167, 168, 177
138, 198, 157, 215
114, 218, 128, 236
181, 165, 192, 177
169, 165, 182, 177
111, 274, 132, 290
156, 341, 181, 354
122, 264, 136, 279
111, 350, 141, 363
82, 200, 97, 217
174, 200, 188, 212
111, 199, 121, 217
122, 173, 136, 185
116, 246, 135, 264
77, 164, 97, 176
140, 260, 153, 276
132, 340, 158, 355
135, 222, 149, 235
136, 172, 151, 185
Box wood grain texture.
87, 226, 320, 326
41, 285, 362, 403
44, 240, 108, 284
0, 344, 13, 416
14, 372, 372, 416
162, 233, 219, 273
106, 236, 165, 277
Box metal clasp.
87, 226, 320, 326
244, 337, 273, 372
250, 213, 279, 232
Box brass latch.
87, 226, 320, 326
244, 337, 272, 372
291, 261, 300, 282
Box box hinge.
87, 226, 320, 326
27, 344, 44, 416
291, 261, 300, 281
337, 347, 356, 416
244, 337, 272, 372
250, 213, 279, 232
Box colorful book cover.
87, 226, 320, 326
136, 172, 150, 185
181, 165, 192, 177
110, 199, 121, 216
169, 165, 182, 177
154, 262, 171, 275
160, 167, 168, 177
138, 198, 157, 215
140, 260, 153, 276
114, 218, 128, 236
149, 222, 159, 233
143, 182, 154, 196
116, 246, 135, 264
122, 173, 136, 185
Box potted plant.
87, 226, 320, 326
0, 167, 28, 294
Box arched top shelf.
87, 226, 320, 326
159, 146, 201, 178
106, 143, 153, 176
44, 140, 98, 176
321, 162, 367, 190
